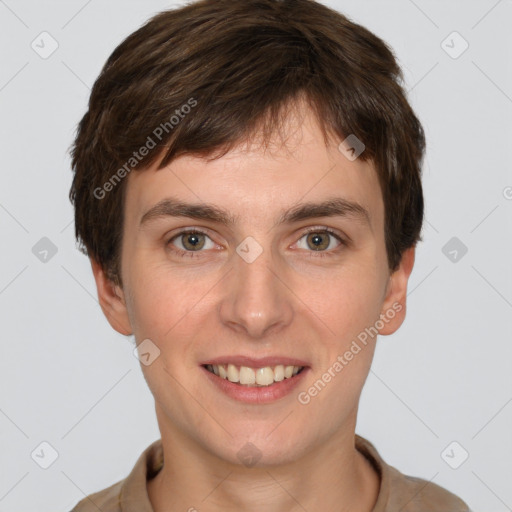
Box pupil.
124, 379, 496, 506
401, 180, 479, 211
183, 232, 204, 250
309, 233, 327, 251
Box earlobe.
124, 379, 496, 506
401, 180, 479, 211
90, 259, 133, 336
378, 246, 416, 336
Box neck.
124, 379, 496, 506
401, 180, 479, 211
147, 412, 380, 512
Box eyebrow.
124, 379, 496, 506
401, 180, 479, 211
139, 196, 371, 230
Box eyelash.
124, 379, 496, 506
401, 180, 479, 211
166, 227, 346, 259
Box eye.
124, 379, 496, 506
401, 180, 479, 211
166, 227, 347, 260
167, 230, 215, 257
295, 228, 345, 257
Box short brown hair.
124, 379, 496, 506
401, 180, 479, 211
69, 0, 425, 287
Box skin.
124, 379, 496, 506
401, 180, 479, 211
91, 102, 415, 512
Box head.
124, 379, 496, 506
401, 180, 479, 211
69, 0, 424, 466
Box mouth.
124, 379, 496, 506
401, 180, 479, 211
202, 363, 306, 387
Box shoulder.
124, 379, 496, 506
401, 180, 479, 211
69, 439, 163, 512
69, 479, 123, 512
355, 435, 471, 512
386, 464, 471, 512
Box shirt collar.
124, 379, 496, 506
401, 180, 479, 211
120, 439, 163, 512
355, 434, 389, 512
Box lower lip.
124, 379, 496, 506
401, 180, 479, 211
201, 365, 310, 404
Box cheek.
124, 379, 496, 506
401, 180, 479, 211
297, 272, 383, 419
127, 258, 191, 330
130, 277, 170, 333
128, 274, 201, 397
306, 264, 384, 343
126, 263, 217, 362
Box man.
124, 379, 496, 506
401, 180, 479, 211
69, 0, 470, 510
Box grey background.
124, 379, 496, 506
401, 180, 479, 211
0, 1, 511, 511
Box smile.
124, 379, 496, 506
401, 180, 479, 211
201, 363, 310, 404
204, 363, 305, 387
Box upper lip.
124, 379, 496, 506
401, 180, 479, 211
201, 355, 310, 368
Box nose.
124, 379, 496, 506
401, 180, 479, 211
218, 243, 294, 339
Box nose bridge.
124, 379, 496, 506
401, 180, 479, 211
219, 238, 293, 338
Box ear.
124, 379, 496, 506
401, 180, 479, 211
378, 246, 416, 336
90, 258, 133, 336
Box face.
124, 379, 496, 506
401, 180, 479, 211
92, 104, 415, 467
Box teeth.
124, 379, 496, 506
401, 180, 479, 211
256, 367, 274, 385
227, 363, 239, 382
239, 366, 255, 385
206, 364, 304, 386
274, 365, 285, 382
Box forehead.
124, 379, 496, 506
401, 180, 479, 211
123, 106, 384, 232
